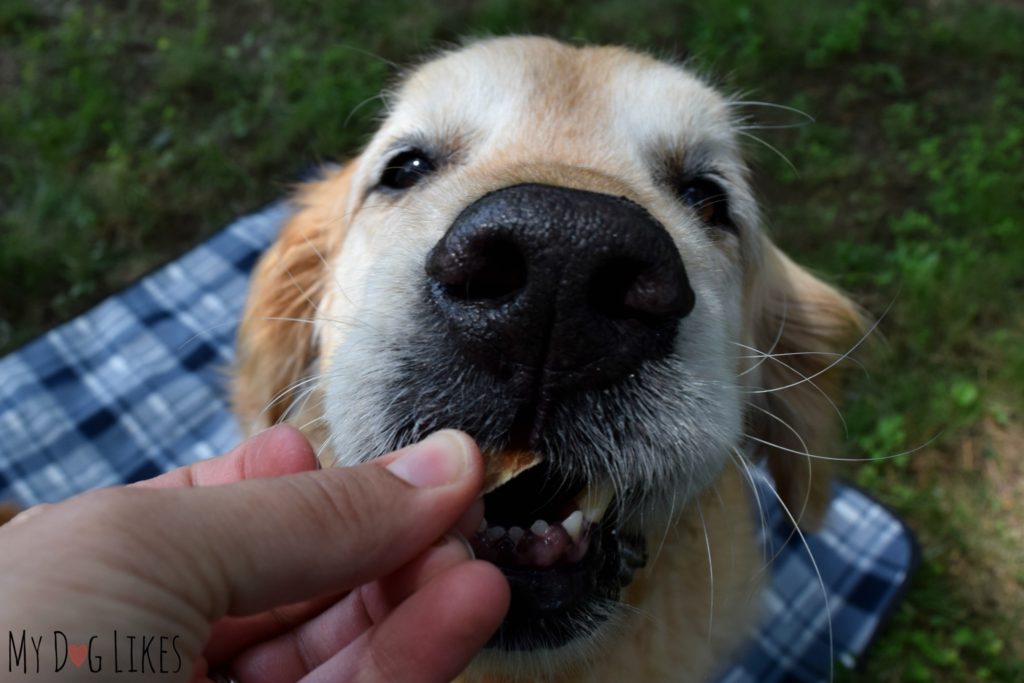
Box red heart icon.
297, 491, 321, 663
68, 644, 88, 668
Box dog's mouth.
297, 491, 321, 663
470, 456, 648, 650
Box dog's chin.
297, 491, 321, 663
469, 459, 648, 652
486, 520, 647, 651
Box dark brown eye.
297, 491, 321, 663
676, 177, 735, 233
380, 150, 436, 190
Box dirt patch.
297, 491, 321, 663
970, 421, 1024, 611
908, 417, 1024, 652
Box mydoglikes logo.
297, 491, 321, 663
7, 630, 183, 675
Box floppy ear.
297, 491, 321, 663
746, 241, 865, 529
232, 163, 357, 437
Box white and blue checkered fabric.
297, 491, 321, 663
713, 476, 916, 682
0, 202, 916, 682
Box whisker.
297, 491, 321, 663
743, 431, 942, 463
732, 349, 869, 375
284, 371, 330, 427
344, 92, 385, 128
257, 372, 326, 426
742, 453, 835, 683
741, 402, 819, 564
745, 401, 811, 456
284, 264, 325, 317
255, 312, 377, 336
728, 99, 816, 124
737, 341, 849, 437
315, 433, 335, 466
648, 480, 680, 574
298, 413, 328, 434
731, 447, 771, 567
696, 499, 715, 645
273, 226, 404, 342
747, 293, 895, 396
257, 315, 317, 326
738, 294, 787, 378
736, 122, 813, 131
329, 42, 399, 69
175, 319, 244, 352
298, 232, 392, 337
738, 130, 799, 176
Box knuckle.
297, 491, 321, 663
67, 488, 140, 526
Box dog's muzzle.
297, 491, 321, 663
419, 184, 689, 649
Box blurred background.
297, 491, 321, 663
1, 1, 1021, 680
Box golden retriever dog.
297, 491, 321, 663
233, 36, 862, 683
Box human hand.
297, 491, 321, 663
0, 426, 509, 682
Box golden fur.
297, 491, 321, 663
233, 37, 863, 682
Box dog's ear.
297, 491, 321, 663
746, 241, 865, 529
233, 163, 357, 435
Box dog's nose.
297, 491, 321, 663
425, 183, 694, 394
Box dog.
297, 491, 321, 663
233, 36, 863, 682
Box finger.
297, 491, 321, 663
202, 453, 477, 664
374, 447, 483, 538
136, 425, 318, 489
368, 444, 485, 539
190, 655, 209, 682
203, 593, 340, 666
305, 561, 509, 683
348, 533, 477, 633
136, 429, 482, 619
454, 497, 484, 538
6, 503, 52, 527
0, 502, 21, 526
227, 534, 475, 681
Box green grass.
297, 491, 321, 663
2, 1, 1022, 680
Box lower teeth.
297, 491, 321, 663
470, 517, 593, 568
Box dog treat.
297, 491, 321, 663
480, 449, 543, 495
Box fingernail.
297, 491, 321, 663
433, 532, 475, 560
454, 497, 485, 538
452, 531, 475, 559
386, 430, 472, 488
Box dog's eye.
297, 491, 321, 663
676, 178, 735, 233
379, 150, 437, 190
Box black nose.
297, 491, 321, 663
425, 183, 694, 395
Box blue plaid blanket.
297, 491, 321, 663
0, 203, 916, 682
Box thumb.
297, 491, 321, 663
145, 429, 485, 619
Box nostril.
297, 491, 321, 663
588, 259, 645, 320
429, 235, 528, 302
458, 237, 527, 301
589, 258, 694, 323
